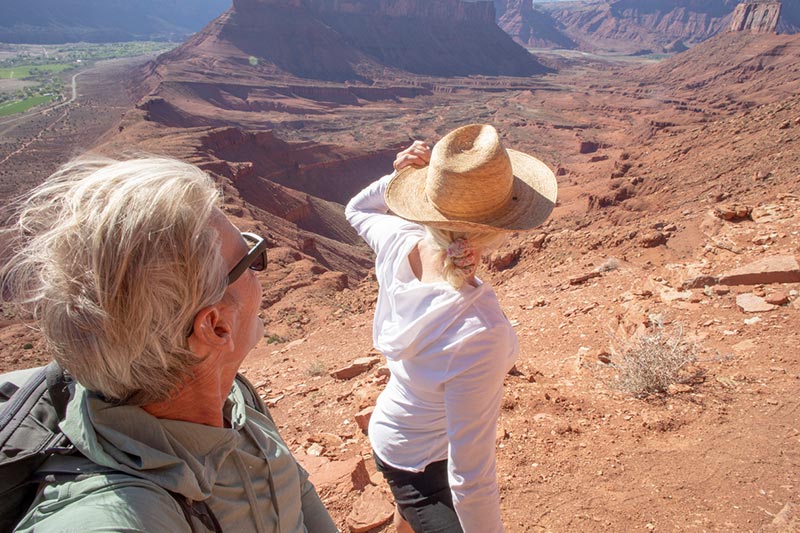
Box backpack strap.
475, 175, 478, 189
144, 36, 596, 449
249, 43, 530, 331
44, 361, 71, 420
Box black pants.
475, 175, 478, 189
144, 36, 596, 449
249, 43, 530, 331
373, 452, 464, 533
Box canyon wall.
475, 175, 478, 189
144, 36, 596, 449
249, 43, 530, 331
729, 1, 782, 33
234, 0, 496, 22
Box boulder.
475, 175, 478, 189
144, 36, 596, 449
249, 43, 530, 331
713, 204, 752, 221
346, 485, 394, 533
297, 454, 371, 500
680, 275, 718, 290
355, 406, 374, 432
488, 248, 521, 271
638, 231, 668, 248
719, 255, 800, 286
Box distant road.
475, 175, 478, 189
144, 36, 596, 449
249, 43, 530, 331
0, 70, 86, 165
0, 69, 83, 129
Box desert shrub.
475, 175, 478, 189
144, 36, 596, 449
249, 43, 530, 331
306, 359, 326, 377
597, 257, 620, 272
611, 322, 697, 397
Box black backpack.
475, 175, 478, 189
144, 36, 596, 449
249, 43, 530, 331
0, 361, 270, 533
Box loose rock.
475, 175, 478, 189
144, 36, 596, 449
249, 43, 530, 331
346, 485, 394, 533
330, 356, 381, 380
736, 293, 777, 313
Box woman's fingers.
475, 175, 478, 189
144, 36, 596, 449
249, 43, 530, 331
393, 141, 432, 171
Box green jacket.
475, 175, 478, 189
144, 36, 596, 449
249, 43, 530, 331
12, 377, 337, 533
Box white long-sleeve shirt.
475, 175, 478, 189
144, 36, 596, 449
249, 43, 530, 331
345, 174, 518, 533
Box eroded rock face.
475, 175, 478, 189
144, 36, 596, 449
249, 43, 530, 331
220, 0, 546, 79
729, 1, 782, 33
528, 0, 740, 53
235, 0, 496, 22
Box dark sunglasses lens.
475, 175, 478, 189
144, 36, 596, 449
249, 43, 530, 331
250, 251, 267, 272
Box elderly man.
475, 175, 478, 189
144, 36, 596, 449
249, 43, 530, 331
0, 156, 337, 532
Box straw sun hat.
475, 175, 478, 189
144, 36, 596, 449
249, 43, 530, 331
385, 124, 557, 232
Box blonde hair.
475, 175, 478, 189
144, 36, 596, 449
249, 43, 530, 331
1, 156, 227, 405
425, 227, 505, 289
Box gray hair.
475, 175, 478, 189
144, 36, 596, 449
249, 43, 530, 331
1, 156, 227, 404
425, 227, 505, 290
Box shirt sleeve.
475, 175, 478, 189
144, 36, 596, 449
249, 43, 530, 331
444, 327, 512, 533
345, 173, 421, 257
15, 477, 192, 533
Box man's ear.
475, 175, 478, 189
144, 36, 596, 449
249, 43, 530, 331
188, 305, 232, 350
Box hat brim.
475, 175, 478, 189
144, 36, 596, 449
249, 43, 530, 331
385, 149, 558, 232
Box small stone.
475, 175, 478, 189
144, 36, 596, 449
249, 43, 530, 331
713, 285, 730, 295
667, 383, 692, 394
713, 204, 752, 221
354, 406, 374, 432
736, 293, 777, 313
765, 291, 789, 305
638, 231, 668, 248
488, 248, 521, 271
307, 443, 324, 457
754, 169, 771, 180
330, 356, 381, 380
570, 271, 601, 285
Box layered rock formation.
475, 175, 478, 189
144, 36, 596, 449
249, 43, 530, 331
495, 0, 798, 53
495, 0, 577, 49
537, 0, 740, 53
729, 1, 782, 33
222, 0, 546, 78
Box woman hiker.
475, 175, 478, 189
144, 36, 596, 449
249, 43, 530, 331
345, 124, 557, 532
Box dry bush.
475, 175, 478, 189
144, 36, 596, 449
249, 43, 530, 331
610, 322, 697, 397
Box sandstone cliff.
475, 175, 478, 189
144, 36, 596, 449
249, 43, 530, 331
539, 0, 739, 53
496, 0, 797, 53
495, 0, 577, 49
222, 0, 546, 78
235, 0, 496, 22
729, 1, 782, 33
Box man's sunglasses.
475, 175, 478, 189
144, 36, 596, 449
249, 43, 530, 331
227, 232, 268, 285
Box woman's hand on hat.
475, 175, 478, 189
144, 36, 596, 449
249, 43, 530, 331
393, 140, 431, 172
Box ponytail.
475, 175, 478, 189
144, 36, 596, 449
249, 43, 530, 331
426, 228, 505, 289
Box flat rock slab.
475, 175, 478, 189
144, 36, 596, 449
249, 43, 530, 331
736, 293, 778, 313
330, 356, 381, 380
719, 255, 800, 286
